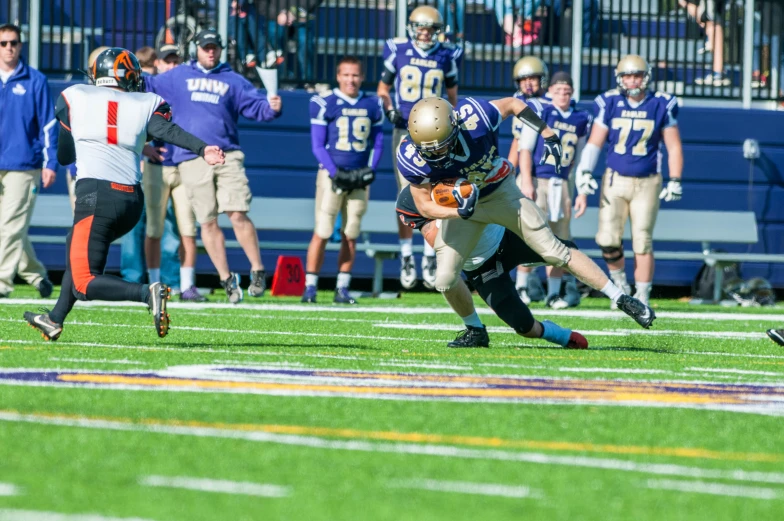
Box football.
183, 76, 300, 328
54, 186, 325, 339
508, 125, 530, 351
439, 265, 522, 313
430, 178, 474, 208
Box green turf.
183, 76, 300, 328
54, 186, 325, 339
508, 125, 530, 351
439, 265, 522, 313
0, 287, 783, 520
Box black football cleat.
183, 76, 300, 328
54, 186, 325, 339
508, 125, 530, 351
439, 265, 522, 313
617, 294, 656, 329
148, 282, 171, 338
248, 270, 266, 297
447, 325, 490, 348
24, 310, 62, 341
767, 329, 784, 347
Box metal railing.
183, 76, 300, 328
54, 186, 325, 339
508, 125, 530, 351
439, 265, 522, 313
5, 0, 782, 104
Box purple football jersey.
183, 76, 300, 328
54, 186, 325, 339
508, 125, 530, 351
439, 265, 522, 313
531, 102, 592, 180
594, 89, 679, 176
397, 97, 513, 198
382, 38, 462, 127
309, 89, 384, 171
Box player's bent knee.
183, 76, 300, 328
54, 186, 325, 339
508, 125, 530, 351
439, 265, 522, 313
600, 245, 624, 263
435, 272, 461, 293
541, 248, 571, 268
632, 236, 653, 255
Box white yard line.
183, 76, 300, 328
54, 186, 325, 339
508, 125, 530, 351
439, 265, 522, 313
0, 509, 156, 521
48, 358, 148, 365
557, 368, 671, 374
388, 479, 534, 498
646, 479, 782, 500
686, 367, 784, 377
2, 411, 784, 485
139, 475, 290, 497
2, 298, 782, 322
0, 483, 20, 496
377, 362, 474, 370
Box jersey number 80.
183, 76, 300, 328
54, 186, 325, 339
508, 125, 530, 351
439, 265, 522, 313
399, 66, 444, 102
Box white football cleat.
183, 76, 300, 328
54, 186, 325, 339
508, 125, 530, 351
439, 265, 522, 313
421, 255, 437, 289
400, 255, 417, 290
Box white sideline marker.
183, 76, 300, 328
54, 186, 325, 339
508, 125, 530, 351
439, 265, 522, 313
139, 475, 290, 497
0, 509, 156, 521
0, 483, 20, 496
646, 479, 782, 500
49, 358, 148, 365
389, 479, 534, 498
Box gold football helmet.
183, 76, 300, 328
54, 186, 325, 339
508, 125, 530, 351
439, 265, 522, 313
513, 56, 549, 89
615, 54, 651, 95
407, 6, 444, 50
408, 97, 459, 166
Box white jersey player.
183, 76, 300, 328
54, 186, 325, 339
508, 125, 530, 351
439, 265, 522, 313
24, 47, 224, 342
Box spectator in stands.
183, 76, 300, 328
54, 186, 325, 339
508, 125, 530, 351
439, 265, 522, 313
437, 0, 466, 43
262, 2, 319, 85
142, 44, 207, 301
302, 56, 384, 305
0, 23, 56, 299
144, 28, 282, 304
484, 0, 516, 46
679, 0, 730, 86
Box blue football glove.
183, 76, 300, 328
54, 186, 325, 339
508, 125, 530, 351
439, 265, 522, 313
454, 184, 478, 220
540, 134, 563, 175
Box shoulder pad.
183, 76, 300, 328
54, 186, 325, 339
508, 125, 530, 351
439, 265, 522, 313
319, 90, 333, 99
654, 91, 673, 100
603, 89, 621, 97
440, 41, 455, 49
392, 37, 408, 44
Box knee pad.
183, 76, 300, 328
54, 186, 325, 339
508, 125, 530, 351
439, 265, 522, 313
541, 248, 571, 268
601, 245, 624, 263
435, 270, 461, 293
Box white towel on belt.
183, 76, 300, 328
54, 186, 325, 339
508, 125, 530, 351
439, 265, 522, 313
547, 177, 564, 222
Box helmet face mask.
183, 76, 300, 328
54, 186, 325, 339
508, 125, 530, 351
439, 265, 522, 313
91, 47, 143, 92
407, 6, 444, 50
615, 55, 651, 96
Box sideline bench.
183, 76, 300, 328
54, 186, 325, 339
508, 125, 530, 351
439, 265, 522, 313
28, 195, 784, 300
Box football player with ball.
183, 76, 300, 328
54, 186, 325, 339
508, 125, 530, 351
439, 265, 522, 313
396, 95, 655, 347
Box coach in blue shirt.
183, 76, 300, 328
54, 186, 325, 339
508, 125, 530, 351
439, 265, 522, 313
0, 23, 57, 298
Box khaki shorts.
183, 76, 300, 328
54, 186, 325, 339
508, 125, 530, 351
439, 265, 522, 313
142, 162, 198, 238
178, 150, 252, 224
391, 127, 410, 191
533, 176, 572, 239
314, 169, 369, 240
595, 169, 662, 255
433, 175, 571, 291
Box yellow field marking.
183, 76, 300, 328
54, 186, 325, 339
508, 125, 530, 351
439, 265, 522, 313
3, 408, 782, 464
57, 374, 752, 406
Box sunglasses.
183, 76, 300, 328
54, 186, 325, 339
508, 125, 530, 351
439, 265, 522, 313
0, 40, 20, 47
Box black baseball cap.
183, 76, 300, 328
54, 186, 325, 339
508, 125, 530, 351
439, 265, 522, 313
156, 43, 179, 59
194, 28, 223, 49
550, 71, 573, 88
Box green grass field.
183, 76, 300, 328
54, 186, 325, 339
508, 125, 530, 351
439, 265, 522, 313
1, 286, 783, 520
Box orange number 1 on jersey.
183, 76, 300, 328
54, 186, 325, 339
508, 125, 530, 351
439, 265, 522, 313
107, 101, 118, 145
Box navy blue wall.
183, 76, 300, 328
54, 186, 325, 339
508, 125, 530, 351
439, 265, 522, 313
35, 82, 784, 287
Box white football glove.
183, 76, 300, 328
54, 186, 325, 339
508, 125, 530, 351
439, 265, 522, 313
576, 171, 598, 196
659, 178, 682, 202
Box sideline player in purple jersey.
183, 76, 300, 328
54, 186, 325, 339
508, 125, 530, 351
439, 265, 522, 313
507, 56, 550, 181
377, 5, 463, 290
575, 55, 684, 307
302, 57, 384, 305
517, 72, 592, 309
398, 96, 656, 331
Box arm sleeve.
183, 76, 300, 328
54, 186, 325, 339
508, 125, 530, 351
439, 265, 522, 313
517, 125, 538, 152
147, 105, 208, 157
37, 79, 59, 170
310, 124, 338, 177
237, 79, 281, 121
369, 124, 384, 170
380, 39, 397, 84
55, 93, 76, 166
